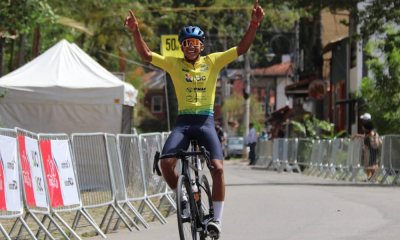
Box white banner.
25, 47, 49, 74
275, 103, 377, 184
0, 135, 21, 211
25, 137, 47, 208
51, 140, 80, 206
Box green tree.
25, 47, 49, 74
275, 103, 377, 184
222, 92, 263, 125
360, 26, 400, 134
0, 0, 57, 74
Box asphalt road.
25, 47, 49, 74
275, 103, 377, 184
88, 161, 400, 240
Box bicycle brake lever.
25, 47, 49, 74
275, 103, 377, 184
200, 147, 214, 170
153, 151, 162, 176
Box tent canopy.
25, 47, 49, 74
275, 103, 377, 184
0, 39, 138, 135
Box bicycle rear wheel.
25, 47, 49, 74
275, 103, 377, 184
177, 175, 197, 240
199, 174, 213, 240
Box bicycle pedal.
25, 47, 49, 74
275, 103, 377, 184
208, 231, 220, 239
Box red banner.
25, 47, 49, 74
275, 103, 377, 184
0, 157, 6, 210
40, 140, 64, 207
18, 135, 36, 207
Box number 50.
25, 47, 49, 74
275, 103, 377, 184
166, 38, 178, 51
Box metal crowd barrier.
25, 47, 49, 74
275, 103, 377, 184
37, 133, 104, 240
11, 128, 68, 240
295, 139, 313, 174
305, 140, 320, 175
286, 139, 299, 173
270, 139, 286, 171
70, 133, 125, 236
0, 128, 35, 240
316, 140, 331, 177
347, 138, 366, 182
255, 138, 269, 166
103, 134, 140, 233
117, 134, 166, 225
137, 133, 169, 224
258, 135, 398, 186
376, 135, 395, 184
159, 132, 177, 218
327, 138, 343, 179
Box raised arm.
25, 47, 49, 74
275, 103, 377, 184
125, 10, 152, 62
236, 1, 265, 56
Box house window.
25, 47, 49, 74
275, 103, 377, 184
214, 95, 221, 106
152, 96, 162, 113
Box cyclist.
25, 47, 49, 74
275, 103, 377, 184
125, 1, 264, 238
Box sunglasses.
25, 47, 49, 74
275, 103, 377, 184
181, 38, 203, 47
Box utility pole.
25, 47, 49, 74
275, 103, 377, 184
163, 71, 171, 131
294, 20, 300, 83
242, 54, 251, 158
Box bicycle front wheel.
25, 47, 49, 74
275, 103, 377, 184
177, 175, 197, 240
199, 174, 213, 240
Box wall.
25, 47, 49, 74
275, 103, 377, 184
276, 76, 293, 110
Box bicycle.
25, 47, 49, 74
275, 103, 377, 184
153, 140, 215, 240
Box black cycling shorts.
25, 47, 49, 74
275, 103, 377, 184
162, 114, 223, 160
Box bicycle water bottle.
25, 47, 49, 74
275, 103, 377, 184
192, 180, 200, 202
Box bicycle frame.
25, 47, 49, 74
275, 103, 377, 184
153, 141, 214, 237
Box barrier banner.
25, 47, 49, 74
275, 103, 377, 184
40, 140, 64, 207
0, 154, 6, 210
0, 135, 21, 211
39, 140, 79, 207
18, 135, 47, 208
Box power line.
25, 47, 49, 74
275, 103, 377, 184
98, 50, 160, 71
142, 6, 253, 13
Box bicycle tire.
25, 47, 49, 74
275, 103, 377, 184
199, 174, 213, 240
177, 175, 197, 240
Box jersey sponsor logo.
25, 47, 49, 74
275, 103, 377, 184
194, 87, 206, 92
185, 74, 192, 82
185, 74, 206, 82
194, 75, 206, 81
182, 69, 189, 72
195, 96, 207, 102
200, 64, 209, 72
186, 95, 193, 102
187, 87, 206, 92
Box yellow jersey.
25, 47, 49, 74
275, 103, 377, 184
151, 47, 238, 116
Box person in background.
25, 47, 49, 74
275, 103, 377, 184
360, 113, 372, 123
247, 123, 257, 165
259, 130, 268, 140
277, 124, 285, 138
353, 113, 373, 139
362, 121, 381, 182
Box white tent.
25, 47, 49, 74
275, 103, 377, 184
0, 39, 138, 135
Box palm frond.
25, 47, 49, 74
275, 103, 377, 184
57, 17, 93, 36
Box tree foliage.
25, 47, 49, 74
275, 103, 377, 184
285, 115, 346, 139
222, 92, 262, 123
360, 26, 400, 134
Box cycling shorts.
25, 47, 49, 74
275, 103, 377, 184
162, 115, 223, 160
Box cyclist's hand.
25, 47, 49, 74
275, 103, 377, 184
251, 1, 265, 24
125, 10, 138, 32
